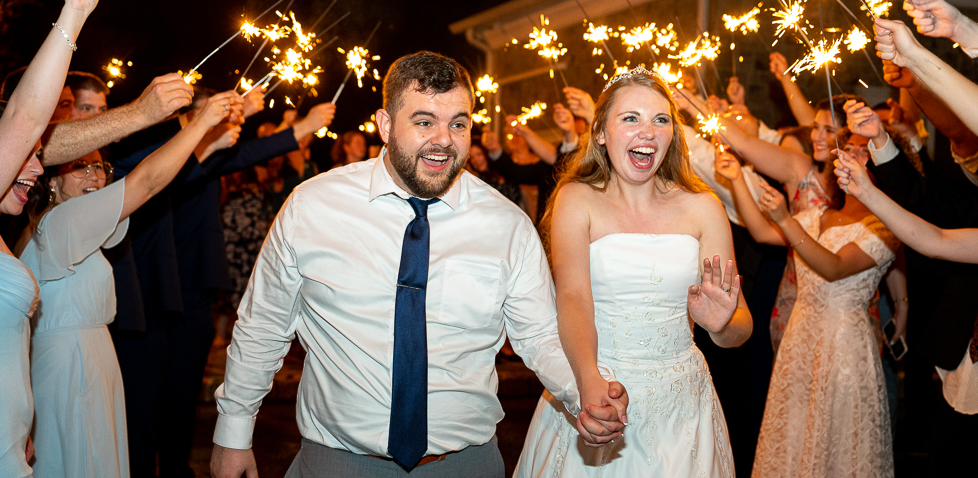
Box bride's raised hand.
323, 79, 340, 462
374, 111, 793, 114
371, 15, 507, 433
688, 255, 741, 333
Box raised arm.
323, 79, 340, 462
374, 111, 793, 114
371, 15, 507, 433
770, 52, 815, 126
715, 150, 788, 246
509, 117, 557, 165
759, 182, 879, 281
42, 73, 194, 165
883, 60, 978, 157
689, 193, 753, 348
676, 87, 810, 186
904, 0, 978, 50
836, 149, 978, 263
119, 91, 239, 219
0, 1, 96, 191
876, 18, 978, 135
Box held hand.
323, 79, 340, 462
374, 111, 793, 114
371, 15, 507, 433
575, 376, 628, 447
769, 52, 788, 81
757, 182, 790, 223
903, 0, 964, 39
194, 91, 242, 129
834, 148, 876, 199
553, 103, 576, 133
726, 76, 746, 105
882, 60, 918, 89
282, 109, 298, 126
302, 103, 337, 131
714, 149, 743, 181
671, 87, 694, 114
134, 73, 195, 125
211, 444, 259, 478
843, 99, 884, 141
688, 256, 741, 334
875, 18, 924, 68
563, 86, 595, 123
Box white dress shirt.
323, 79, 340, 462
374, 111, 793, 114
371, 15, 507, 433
213, 155, 581, 456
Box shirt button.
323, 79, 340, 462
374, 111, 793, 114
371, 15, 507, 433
409, 215, 415, 219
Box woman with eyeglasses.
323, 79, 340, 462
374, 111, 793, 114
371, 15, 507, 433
18, 90, 239, 478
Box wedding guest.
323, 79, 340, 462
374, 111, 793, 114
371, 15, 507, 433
0, 1, 99, 475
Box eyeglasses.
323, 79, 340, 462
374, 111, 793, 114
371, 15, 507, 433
68, 160, 113, 179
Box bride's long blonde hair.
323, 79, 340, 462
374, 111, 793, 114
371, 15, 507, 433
541, 71, 708, 251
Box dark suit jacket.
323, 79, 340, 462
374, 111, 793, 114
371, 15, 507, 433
868, 147, 978, 369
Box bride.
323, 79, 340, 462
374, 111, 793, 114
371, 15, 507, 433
515, 68, 751, 477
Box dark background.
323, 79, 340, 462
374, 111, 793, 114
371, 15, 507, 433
0, 0, 510, 151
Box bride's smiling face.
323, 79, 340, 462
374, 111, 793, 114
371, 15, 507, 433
594, 85, 674, 186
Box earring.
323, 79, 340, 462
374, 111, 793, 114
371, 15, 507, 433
49, 186, 55, 203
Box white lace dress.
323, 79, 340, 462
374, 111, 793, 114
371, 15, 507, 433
753, 207, 897, 477
515, 234, 734, 477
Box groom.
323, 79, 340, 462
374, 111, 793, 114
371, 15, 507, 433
209, 51, 627, 477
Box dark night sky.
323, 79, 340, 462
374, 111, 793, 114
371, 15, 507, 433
2, 0, 508, 142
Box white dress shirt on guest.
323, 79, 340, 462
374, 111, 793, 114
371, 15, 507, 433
684, 125, 767, 227
213, 154, 585, 456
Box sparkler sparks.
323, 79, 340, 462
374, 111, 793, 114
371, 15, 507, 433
697, 113, 725, 136
476, 74, 498, 95
723, 6, 761, 35
179, 70, 202, 85
583, 23, 612, 44
652, 62, 683, 84
863, 0, 891, 18
669, 33, 721, 68
788, 37, 842, 75
844, 26, 870, 52
512, 101, 547, 126
472, 109, 492, 124
771, 0, 810, 43
269, 48, 322, 86
525, 16, 567, 62
621, 23, 655, 53
338, 46, 380, 88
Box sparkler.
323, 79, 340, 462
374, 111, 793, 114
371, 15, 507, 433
669, 33, 721, 68
621, 23, 655, 53
697, 113, 725, 136
511, 101, 547, 126
524, 15, 569, 88
861, 0, 891, 19
237, 0, 296, 89
787, 37, 842, 75
583, 23, 616, 63
331, 21, 382, 104
723, 7, 761, 35
652, 62, 683, 85
771, 0, 811, 46
182, 0, 287, 83
101, 58, 130, 88
844, 26, 870, 52
474, 74, 498, 105
472, 109, 492, 124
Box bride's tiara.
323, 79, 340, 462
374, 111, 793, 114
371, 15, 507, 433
601, 66, 665, 93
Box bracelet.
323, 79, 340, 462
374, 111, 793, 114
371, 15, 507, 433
52, 23, 77, 52
894, 297, 909, 302
790, 237, 806, 248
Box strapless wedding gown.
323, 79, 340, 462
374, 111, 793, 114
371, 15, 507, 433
515, 234, 734, 477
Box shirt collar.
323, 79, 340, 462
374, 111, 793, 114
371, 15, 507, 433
368, 145, 461, 210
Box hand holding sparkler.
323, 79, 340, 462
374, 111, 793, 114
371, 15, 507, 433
882, 60, 918, 89
714, 148, 744, 182
726, 77, 745, 105
768, 52, 789, 81
241, 86, 266, 120
834, 148, 875, 198
874, 18, 925, 68
195, 123, 242, 163
708, 96, 730, 115
843, 99, 887, 146
292, 102, 336, 140
133, 73, 194, 125
757, 183, 790, 223
903, 0, 978, 45
563, 87, 595, 124
481, 131, 503, 155
192, 91, 243, 129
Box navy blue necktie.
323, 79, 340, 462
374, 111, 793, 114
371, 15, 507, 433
388, 197, 436, 471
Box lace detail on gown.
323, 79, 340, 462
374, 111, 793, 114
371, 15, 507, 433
753, 207, 897, 478
515, 234, 733, 477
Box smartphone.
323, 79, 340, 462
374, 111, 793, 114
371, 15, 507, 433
883, 320, 908, 361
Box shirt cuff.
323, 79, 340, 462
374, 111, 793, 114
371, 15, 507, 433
757, 120, 782, 145
868, 134, 899, 166
213, 412, 257, 450
559, 138, 579, 154
959, 44, 978, 59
